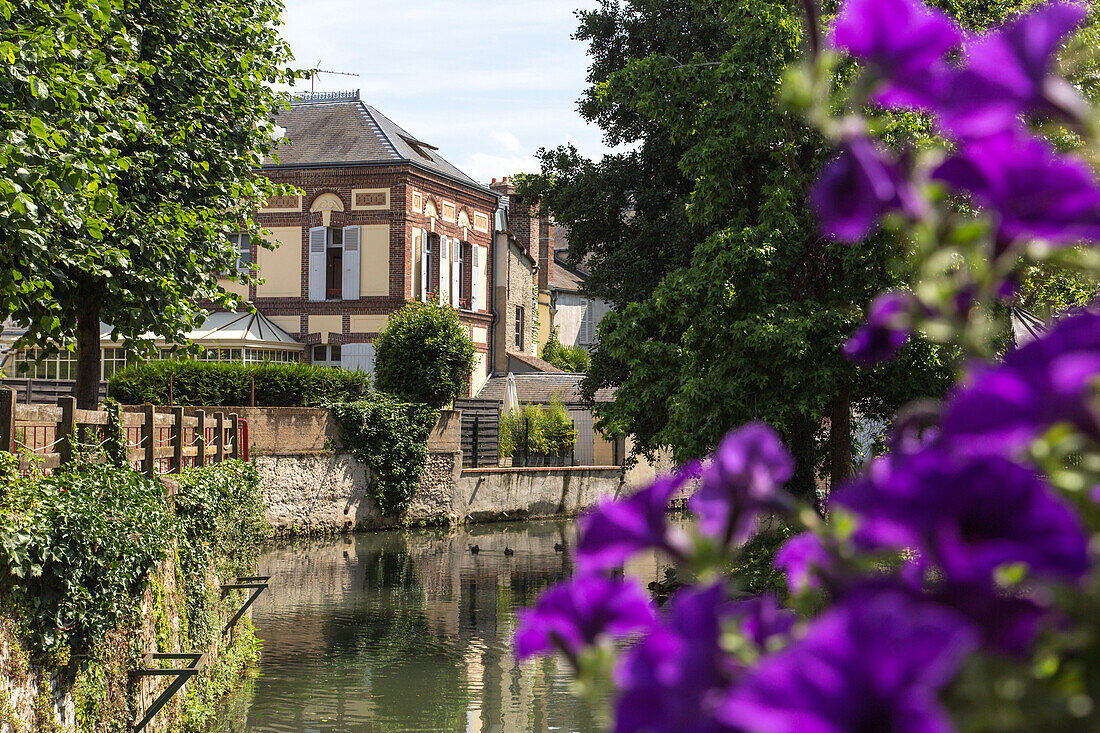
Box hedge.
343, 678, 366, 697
108, 360, 370, 407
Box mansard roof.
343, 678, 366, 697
266, 90, 491, 195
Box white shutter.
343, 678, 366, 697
471, 245, 480, 311
451, 240, 461, 308
438, 235, 449, 303
421, 230, 430, 302
341, 342, 376, 375
342, 225, 360, 301
308, 226, 326, 301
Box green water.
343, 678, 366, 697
214, 520, 670, 732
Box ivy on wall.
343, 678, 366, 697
328, 395, 439, 517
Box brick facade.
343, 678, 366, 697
249, 165, 496, 362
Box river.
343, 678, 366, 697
213, 519, 673, 732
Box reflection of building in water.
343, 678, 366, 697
238, 521, 674, 732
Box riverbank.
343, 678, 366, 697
0, 459, 269, 733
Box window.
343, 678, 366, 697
244, 349, 300, 363
102, 348, 130, 378
227, 233, 251, 273
10, 348, 79, 380
326, 228, 343, 300
515, 306, 525, 350
459, 242, 473, 309
312, 344, 341, 365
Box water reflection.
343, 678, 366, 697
216, 520, 672, 732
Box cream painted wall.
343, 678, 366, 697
218, 278, 248, 298
350, 315, 389, 333
256, 227, 302, 298
309, 315, 343, 338
471, 326, 488, 344
476, 245, 487, 310
412, 227, 422, 299
471, 353, 488, 396
266, 316, 301, 336
360, 224, 390, 296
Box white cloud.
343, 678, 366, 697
490, 131, 523, 155
279, 0, 613, 172
460, 152, 542, 185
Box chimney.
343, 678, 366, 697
489, 176, 516, 196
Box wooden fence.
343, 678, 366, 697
455, 398, 500, 468
0, 388, 245, 476
0, 377, 108, 406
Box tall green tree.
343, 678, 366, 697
522, 0, 1071, 495
2, 0, 299, 408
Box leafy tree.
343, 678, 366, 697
374, 302, 476, 409
520, 0, 1093, 496
2, 0, 300, 408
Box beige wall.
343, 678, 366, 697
218, 277, 248, 298
257, 227, 302, 298
309, 315, 343, 338
471, 326, 488, 344
267, 315, 301, 336
350, 315, 389, 334
360, 224, 389, 296
471, 353, 488, 395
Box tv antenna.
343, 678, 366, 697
308, 62, 359, 93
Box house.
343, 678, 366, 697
543, 224, 612, 351
226, 89, 499, 393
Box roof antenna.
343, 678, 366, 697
308, 62, 359, 93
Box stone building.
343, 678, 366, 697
230, 90, 500, 392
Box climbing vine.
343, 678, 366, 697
328, 394, 439, 517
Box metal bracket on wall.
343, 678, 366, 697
131, 652, 208, 732
220, 576, 270, 635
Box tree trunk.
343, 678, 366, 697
75, 302, 101, 410
829, 385, 852, 490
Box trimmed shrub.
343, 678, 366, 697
108, 360, 370, 407
541, 327, 591, 373
374, 301, 476, 409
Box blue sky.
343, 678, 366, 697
278, 0, 613, 183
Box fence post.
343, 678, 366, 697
471, 416, 479, 469
142, 403, 155, 477
214, 412, 225, 464
0, 388, 14, 455
58, 396, 76, 466
170, 406, 184, 474
195, 410, 207, 468
229, 413, 239, 460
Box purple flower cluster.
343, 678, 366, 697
512, 4, 1100, 731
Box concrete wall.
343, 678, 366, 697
454, 466, 628, 522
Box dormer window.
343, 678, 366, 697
400, 135, 438, 161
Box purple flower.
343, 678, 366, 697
577, 466, 697, 571
843, 291, 913, 365
831, 0, 962, 109
932, 130, 1100, 247
938, 2, 1088, 138
514, 574, 656, 661
689, 423, 794, 543
720, 590, 976, 733
614, 584, 741, 733
774, 532, 832, 593
941, 308, 1100, 453
928, 581, 1046, 657
810, 135, 926, 243
835, 447, 1090, 583
730, 594, 796, 649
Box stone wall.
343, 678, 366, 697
256, 450, 462, 534
454, 466, 629, 522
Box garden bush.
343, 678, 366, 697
108, 359, 370, 407
328, 394, 439, 516
540, 327, 591, 373
373, 301, 476, 409
499, 399, 577, 457
0, 459, 174, 659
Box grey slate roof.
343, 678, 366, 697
477, 373, 615, 405
266, 91, 489, 193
